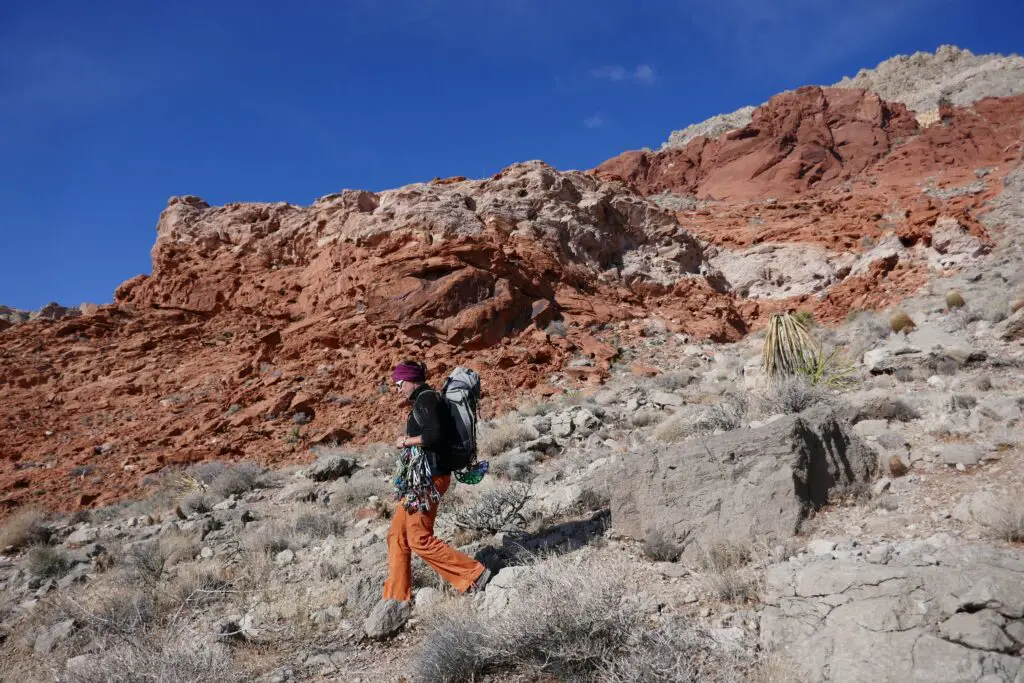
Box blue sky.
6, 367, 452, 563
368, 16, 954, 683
1, 0, 1021, 309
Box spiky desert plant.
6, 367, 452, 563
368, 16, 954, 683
799, 346, 858, 388
889, 311, 916, 334
762, 312, 817, 379
946, 290, 966, 310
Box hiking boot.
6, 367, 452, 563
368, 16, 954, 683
468, 567, 492, 594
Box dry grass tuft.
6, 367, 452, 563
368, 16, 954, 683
987, 497, 1024, 543
490, 451, 537, 482
0, 508, 50, 551
759, 376, 830, 415
292, 509, 346, 539
652, 412, 696, 443
643, 528, 682, 562
25, 544, 72, 578
414, 553, 752, 683
478, 421, 536, 461
62, 636, 246, 683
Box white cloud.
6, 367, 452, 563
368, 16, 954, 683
591, 63, 655, 85
633, 64, 655, 84
584, 113, 604, 128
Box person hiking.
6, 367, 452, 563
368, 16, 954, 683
382, 360, 491, 602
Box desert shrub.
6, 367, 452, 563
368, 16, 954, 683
975, 298, 1010, 323
601, 618, 750, 683
478, 421, 536, 461
72, 583, 157, 636
653, 371, 694, 391
987, 497, 1024, 543
161, 563, 230, 610
848, 310, 891, 339
414, 553, 750, 683
578, 486, 611, 512
692, 541, 759, 604
330, 473, 391, 509
0, 508, 50, 550
889, 311, 916, 334
695, 396, 749, 433
450, 484, 533, 534
293, 510, 346, 539
490, 451, 537, 482
244, 523, 292, 555
946, 290, 966, 309
62, 637, 245, 683
652, 412, 696, 443
209, 462, 271, 499
643, 529, 682, 562
545, 320, 568, 337
518, 401, 555, 417
125, 530, 200, 583
25, 544, 72, 578
630, 409, 660, 428
760, 376, 830, 415
179, 490, 214, 515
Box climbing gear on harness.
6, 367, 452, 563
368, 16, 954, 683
392, 445, 441, 513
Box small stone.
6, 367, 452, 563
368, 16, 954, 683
551, 413, 574, 438
66, 526, 99, 546
650, 391, 684, 407
872, 478, 892, 495
34, 618, 76, 654
939, 444, 984, 466
364, 599, 411, 639
212, 498, 237, 511
414, 587, 443, 610
807, 539, 837, 556
275, 549, 295, 566
200, 547, 214, 559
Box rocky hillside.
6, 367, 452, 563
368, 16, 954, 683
663, 45, 1024, 149
0, 44, 1022, 683
2, 71, 1024, 516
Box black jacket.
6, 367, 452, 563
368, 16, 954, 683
405, 384, 454, 476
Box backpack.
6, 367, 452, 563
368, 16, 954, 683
436, 367, 481, 472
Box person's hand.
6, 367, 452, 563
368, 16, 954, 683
395, 436, 409, 449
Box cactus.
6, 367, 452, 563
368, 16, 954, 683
889, 311, 916, 334
945, 290, 966, 309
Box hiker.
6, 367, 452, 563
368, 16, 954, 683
382, 360, 491, 602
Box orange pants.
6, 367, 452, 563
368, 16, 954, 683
382, 475, 486, 602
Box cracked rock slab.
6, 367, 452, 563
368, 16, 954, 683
760, 543, 1024, 682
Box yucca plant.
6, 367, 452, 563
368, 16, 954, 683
762, 312, 817, 379
798, 346, 858, 388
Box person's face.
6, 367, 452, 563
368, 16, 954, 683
395, 379, 417, 400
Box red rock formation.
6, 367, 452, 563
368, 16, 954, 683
0, 163, 746, 514
596, 87, 920, 201
2, 88, 1023, 516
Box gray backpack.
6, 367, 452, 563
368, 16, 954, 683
438, 368, 481, 471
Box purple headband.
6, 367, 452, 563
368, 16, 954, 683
391, 362, 426, 383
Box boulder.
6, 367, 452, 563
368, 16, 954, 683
611, 407, 876, 560
759, 543, 1024, 682
650, 391, 684, 407
306, 455, 353, 482
993, 309, 1024, 341
364, 599, 410, 640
